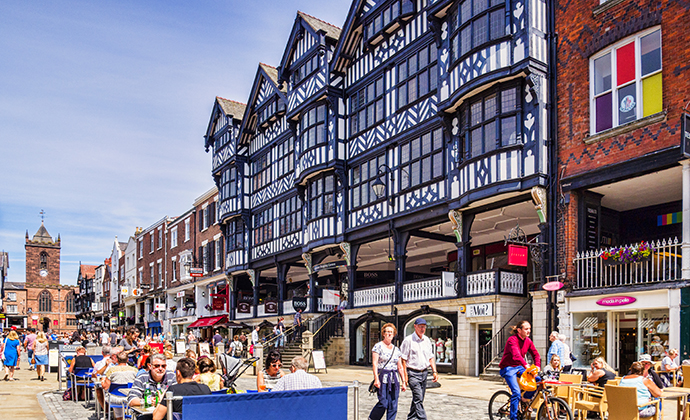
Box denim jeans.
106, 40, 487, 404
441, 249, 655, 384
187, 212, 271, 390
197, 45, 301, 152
28, 349, 35, 368
499, 365, 526, 420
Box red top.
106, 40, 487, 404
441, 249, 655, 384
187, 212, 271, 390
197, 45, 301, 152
499, 335, 541, 369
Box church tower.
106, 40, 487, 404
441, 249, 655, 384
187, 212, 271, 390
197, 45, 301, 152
25, 222, 61, 286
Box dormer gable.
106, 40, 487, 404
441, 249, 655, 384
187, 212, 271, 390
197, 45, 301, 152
238, 63, 288, 147
204, 97, 246, 151
278, 11, 342, 86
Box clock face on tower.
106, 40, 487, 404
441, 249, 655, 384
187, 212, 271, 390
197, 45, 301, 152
40, 269, 48, 277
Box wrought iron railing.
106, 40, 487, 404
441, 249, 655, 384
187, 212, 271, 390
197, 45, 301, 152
574, 238, 681, 290
308, 312, 344, 351
479, 295, 533, 375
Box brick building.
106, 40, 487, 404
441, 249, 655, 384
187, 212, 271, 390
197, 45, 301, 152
556, 0, 690, 370
24, 223, 78, 333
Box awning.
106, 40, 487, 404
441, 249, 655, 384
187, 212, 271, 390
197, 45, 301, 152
188, 315, 227, 328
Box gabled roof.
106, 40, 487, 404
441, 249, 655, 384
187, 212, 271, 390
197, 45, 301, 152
298, 11, 342, 40
331, 0, 367, 74
278, 11, 342, 80
118, 242, 128, 251
238, 63, 289, 146
4, 282, 25, 290
79, 264, 98, 279
204, 97, 247, 150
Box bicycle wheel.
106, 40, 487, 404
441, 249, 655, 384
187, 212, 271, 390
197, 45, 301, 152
488, 390, 512, 420
537, 396, 573, 420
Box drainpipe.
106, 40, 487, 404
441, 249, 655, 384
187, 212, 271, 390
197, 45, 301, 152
547, 0, 559, 341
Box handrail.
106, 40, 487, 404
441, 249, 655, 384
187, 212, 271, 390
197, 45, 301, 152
479, 294, 533, 375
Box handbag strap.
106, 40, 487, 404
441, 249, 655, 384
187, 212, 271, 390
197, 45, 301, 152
379, 344, 398, 370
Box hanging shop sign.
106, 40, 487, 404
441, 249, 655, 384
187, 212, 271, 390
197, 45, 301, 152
467, 303, 494, 317
264, 300, 278, 314
508, 244, 529, 267
313, 261, 347, 272
190, 267, 204, 277
212, 298, 225, 310
292, 297, 307, 312
154, 303, 166, 311
177, 291, 186, 298
237, 302, 251, 313
596, 296, 636, 307
681, 113, 690, 158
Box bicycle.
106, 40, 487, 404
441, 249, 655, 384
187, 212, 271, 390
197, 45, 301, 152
488, 376, 573, 420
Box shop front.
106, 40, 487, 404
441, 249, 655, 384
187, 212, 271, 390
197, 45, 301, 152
566, 287, 681, 373
401, 311, 457, 373
170, 315, 197, 340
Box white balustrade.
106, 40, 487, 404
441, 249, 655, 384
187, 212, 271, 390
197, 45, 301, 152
574, 238, 681, 290
466, 271, 496, 296
283, 301, 296, 315
317, 298, 337, 312
500, 271, 524, 294
403, 278, 442, 302
353, 285, 395, 307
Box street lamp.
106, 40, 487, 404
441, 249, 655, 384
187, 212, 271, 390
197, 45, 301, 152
371, 164, 408, 207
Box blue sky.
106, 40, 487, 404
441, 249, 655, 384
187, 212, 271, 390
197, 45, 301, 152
0, 0, 351, 286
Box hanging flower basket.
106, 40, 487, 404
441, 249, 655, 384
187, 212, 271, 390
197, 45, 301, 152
599, 241, 653, 266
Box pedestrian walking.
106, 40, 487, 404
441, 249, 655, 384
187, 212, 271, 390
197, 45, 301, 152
23, 328, 37, 371
2, 330, 22, 381
558, 334, 573, 373
293, 309, 302, 343
369, 323, 406, 420
400, 318, 438, 420
498, 320, 541, 420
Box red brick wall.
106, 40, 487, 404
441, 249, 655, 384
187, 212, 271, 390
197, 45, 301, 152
25, 243, 60, 287
26, 285, 78, 333
556, 0, 690, 179
555, 0, 690, 283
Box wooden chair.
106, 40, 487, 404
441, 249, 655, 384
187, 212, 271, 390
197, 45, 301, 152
605, 384, 660, 420
682, 365, 690, 388
556, 374, 583, 408
572, 385, 606, 420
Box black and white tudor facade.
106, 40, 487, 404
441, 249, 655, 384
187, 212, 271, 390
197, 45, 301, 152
204, 0, 554, 376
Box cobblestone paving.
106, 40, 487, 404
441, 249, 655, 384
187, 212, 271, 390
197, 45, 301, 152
40, 375, 491, 420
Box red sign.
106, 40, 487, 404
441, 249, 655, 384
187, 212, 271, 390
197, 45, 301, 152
190, 267, 204, 278
596, 296, 637, 306
32, 319, 38, 325
53, 320, 58, 326
212, 298, 225, 310
508, 244, 529, 267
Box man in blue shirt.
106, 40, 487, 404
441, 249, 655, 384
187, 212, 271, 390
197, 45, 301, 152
547, 331, 565, 365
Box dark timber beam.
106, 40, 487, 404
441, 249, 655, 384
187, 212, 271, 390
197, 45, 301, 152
409, 229, 457, 243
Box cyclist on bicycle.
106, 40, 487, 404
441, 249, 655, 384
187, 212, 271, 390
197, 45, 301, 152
499, 320, 541, 420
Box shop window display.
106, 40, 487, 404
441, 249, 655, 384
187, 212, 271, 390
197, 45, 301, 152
640, 310, 670, 360
403, 314, 454, 365
572, 312, 607, 369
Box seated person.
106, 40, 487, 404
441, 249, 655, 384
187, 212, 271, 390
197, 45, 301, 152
152, 357, 211, 420
543, 354, 562, 380
634, 354, 665, 389
102, 352, 138, 420
257, 351, 285, 391
661, 348, 681, 386
587, 357, 616, 387
127, 353, 177, 408
620, 361, 662, 418
273, 356, 321, 391
69, 346, 95, 400
196, 357, 222, 392
94, 347, 121, 410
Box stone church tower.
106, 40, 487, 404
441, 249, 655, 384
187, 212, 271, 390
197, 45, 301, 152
24, 223, 78, 333
25, 222, 61, 286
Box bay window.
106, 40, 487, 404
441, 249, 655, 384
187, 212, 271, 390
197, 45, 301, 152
350, 154, 386, 209
460, 84, 519, 158
307, 174, 335, 221
300, 104, 327, 152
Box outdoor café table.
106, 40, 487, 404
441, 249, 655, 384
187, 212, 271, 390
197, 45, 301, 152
129, 403, 155, 420
660, 387, 690, 420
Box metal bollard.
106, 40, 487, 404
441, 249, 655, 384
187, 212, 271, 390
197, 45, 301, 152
58, 357, 62, 391
353, 380, 359, 420
166, 391, 174, 420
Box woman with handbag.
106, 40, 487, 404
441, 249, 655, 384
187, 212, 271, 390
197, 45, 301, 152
369, 323, 406, 420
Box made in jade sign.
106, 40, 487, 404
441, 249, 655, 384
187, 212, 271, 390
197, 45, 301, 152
596, 296, 636, 306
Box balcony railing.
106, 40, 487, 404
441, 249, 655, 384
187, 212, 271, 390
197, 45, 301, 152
317, 298, 337, 312
466, 269, 526, 297
574, 238, 681, 290
402, 275, 456, 303
354, 285, 395, 307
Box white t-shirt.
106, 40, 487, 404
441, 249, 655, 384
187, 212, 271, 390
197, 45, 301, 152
661, 356, 678, 371
100, 332, 110, 346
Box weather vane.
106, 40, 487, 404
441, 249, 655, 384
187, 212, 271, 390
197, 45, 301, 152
40, 209, 45, 223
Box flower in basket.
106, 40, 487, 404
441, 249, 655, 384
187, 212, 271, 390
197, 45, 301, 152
599, 241, 653, 264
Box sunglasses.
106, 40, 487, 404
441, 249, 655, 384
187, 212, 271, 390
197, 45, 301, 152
152, 364, 166, 369
271, 363, 282, 368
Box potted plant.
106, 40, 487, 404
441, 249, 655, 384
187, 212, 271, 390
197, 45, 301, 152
599, 241, 653, 266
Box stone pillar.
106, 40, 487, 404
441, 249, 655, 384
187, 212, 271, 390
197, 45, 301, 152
682, 161, 690, 280
302, 330, 314, 359
253, 342, 264, 375
529, 290, 549, 366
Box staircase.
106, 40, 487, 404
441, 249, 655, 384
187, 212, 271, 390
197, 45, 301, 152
479, 360, 504, 382
278, 340, 303, 361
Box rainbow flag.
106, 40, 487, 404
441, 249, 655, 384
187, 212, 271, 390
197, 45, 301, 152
657, 212, 682, 226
